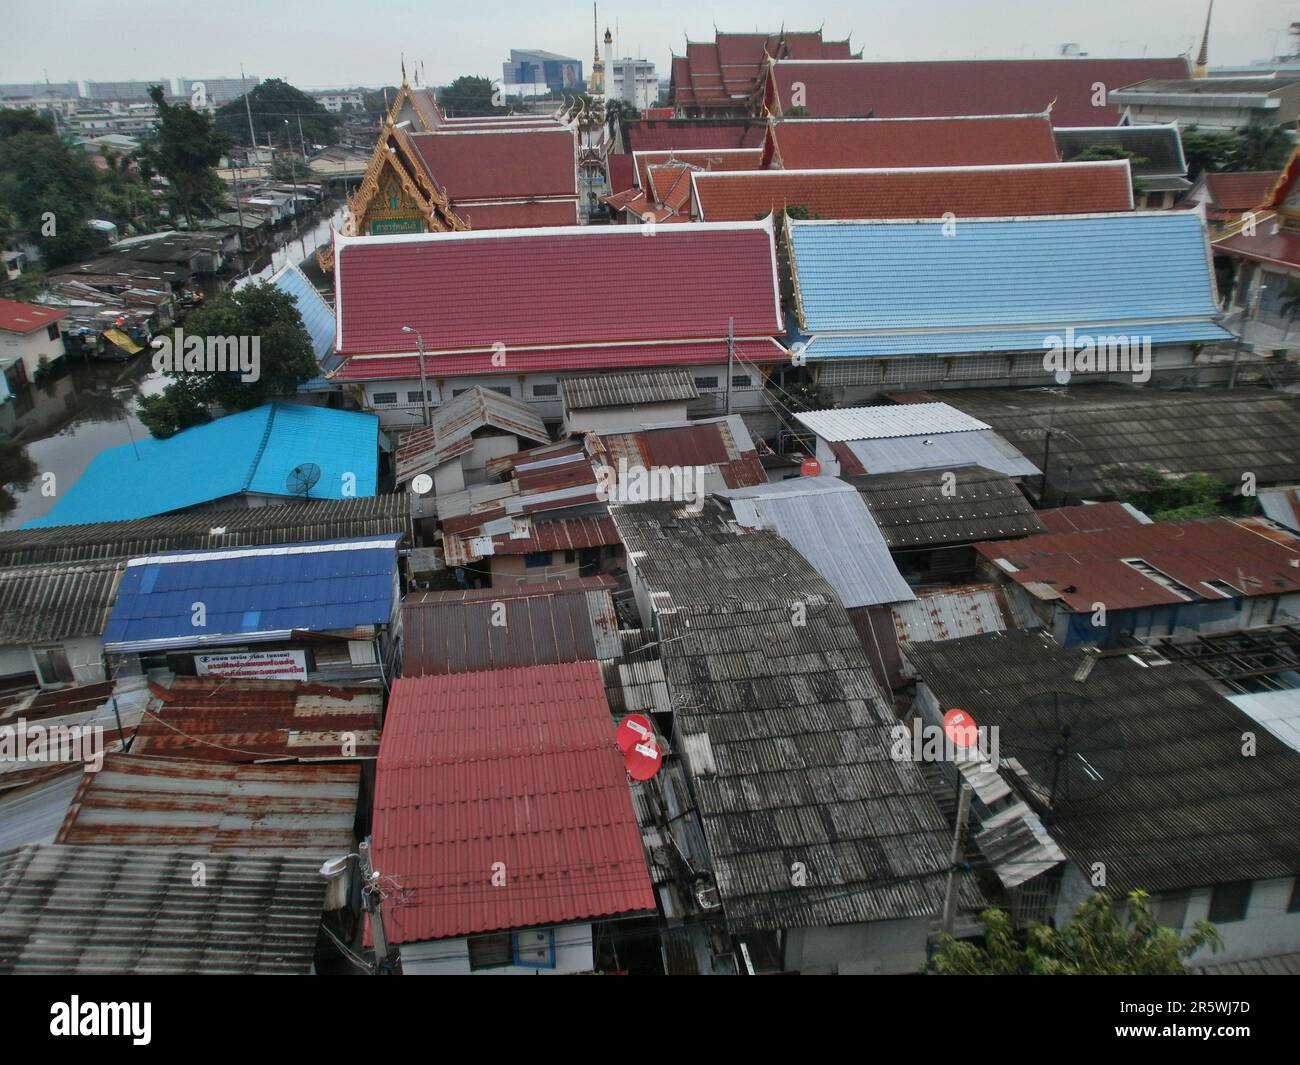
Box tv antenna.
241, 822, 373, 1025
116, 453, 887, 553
1001, 690, 1125, 813
286, 462, 322, 498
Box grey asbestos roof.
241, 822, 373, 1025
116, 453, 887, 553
0, 559, 123, 643
849, 466, 1046, 548
903, 630, 1300, 897
0, 843, 328, 974
612, 500, 977, 933
562, 370, 699, 410
717, 477, 915, 607
795, 402, 988, 442
936, 385, 1300, 500
0, 495, 412, 567
842, 430, 1040, 478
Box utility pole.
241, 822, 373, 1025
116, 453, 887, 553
725, 316, 735, 415
240, 64, 257, 158
402, 326, 431, 426
359, 840, 398, 974
941, 781, 972, 936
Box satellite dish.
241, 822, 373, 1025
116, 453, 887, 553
286, 462, 322, 498
1000, 691, 1125, 812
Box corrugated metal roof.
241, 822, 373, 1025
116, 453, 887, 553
788, 212, 1221, 337
56, 753, 360, 854
596, 415, 769, 491
395, 387, 549, 484
1225, 689, 1300, 755
903, 629, 1300, 896
935, 385, 1300, 500
25, 403, 379, 528
0, 770, 83, 851
1192, 951, 1300, 976
562, 370, 699, 410
1054, 125, 1187, 179
1037, 501, 1151, 534
484, 515, 621, 555
611, 500, 974, 932
795, 403, 989, 442
402, 580, 621, 675
717, 477, 915, 608
842, 431, 1040, 478
103, 535, 401, 651
0, 843, 328, 974
1259, 486, 1300, 534
268, 261, 336, 365
891, 585, 1009, 647
372, 662, 655, 942
976, 517, 1300, 613
850, 466, 1045, 547
0, 495, 411, 567
131, 677, 382, 762
0, 559, 123, 642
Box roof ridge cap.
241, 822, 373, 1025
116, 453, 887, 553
245, 403, 279, 492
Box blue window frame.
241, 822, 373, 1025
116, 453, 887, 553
512, 928, 557, 969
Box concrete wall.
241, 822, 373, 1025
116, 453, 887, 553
783, 916, 931, 974
1, 322, 65, 381
1170, 877, 1300, 966
0, 637, 107, 688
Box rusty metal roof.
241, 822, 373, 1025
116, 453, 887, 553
373, 661, 655, 942
595, 415, 768, 491
977, 517, 1300, 613
130, 678, 382, 762
55, 753, 360, 856
395, 386, 550, 485
562, 370, 699, 410
402, 579, 621, 675
0, 843, 328, 974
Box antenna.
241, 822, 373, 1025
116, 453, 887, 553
1001, 690, 1126, 814
286, 462, 322, 499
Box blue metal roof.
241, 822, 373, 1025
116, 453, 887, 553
103, 535, 401, 650
267, 263, 340, 390
789, 212, 1223, 335
26, 403, 378, 528
802, 320, 1233, 360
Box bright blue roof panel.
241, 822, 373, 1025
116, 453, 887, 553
25, 402, 378, 528
267, 263, 342, 391
103, 535, 400, 649
789, 213, 1222, 334
803, 320, 1233, 360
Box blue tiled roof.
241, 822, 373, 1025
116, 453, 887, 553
267, 263, 340, 391
103, 535, 401, 650
25, 402, 378, 528
803, 320, 1233, 360
789, 213, 1223, 335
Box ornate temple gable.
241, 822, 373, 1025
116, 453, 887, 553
346, 126, 464, 237
1266, 149, 1300, 233
387, 80, 444, 131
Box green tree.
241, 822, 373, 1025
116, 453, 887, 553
932, 891, 1221, 975
141, 282, 319, 437
215, 78, 339, 149
1119, 468, 1238, 521
0, 127, 103, 266
438, 76, 509, 117
604, 98, 640, 135
0, 110, 57, 138
138, 85, 232, 227
1228, 125, 1293, 172
1066, 144, 1150, 195
1182, 128, 1239, 180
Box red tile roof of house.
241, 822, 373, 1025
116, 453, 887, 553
330, 338, 788, 381
633, 147, 764, 189
0, 298, 65, 335
455, 199, 579, 229
409, 128, 577, 201
692, 160, 1134, 221
671, 30, 857, 109
333, 220, 783, 357
621, 118, 768, 152
976, 517, 1300, 613
762, 57, 1192, 125
1204, 171, 1283, 213
372, 661, 654, 942
607, 152, 636, 194
646, 164, 695, 216
763, 115, 1062, 170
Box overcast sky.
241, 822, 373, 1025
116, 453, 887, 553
1, 0, 1291, 89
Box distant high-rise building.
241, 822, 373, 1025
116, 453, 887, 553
607, 58, 658, 110
177, 77, 260, 105
83, 79, 168, 102
502, 49, 583, 94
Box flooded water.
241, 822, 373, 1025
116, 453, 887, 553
0, 202, 345, 530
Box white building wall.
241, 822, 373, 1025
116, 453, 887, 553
783, 916, 931, 974
1, 324, 64, 380
399, 922, 594, 975
1154, 877, 1300, 967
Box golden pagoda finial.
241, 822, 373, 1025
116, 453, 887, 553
1195, 0, 1213, 77
401, 53, 408, 84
